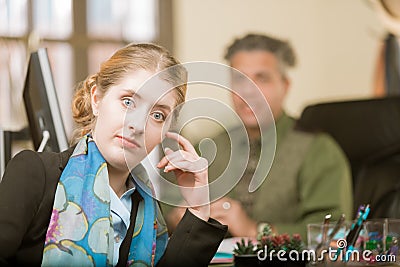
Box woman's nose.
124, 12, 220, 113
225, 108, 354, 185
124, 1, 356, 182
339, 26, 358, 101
125, 109, 146, 135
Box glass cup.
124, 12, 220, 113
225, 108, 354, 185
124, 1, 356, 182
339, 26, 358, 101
307, 222, 349, 266
307, 223, 349, 251
360, 219, 400, 265
386, 219, 400, 262
364, 220, 386, 253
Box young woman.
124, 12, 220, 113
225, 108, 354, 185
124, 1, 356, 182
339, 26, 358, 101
0, 43, 227, 267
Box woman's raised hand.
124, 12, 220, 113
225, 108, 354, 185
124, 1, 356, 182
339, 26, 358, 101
157, 132, 210, 221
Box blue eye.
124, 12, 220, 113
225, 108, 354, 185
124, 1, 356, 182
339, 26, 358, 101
123, 98, 135, 109
152, 112, 165, 122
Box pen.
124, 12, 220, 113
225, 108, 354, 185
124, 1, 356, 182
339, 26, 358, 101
346, 205, 367, 245
326, 214, 346, 245
334, 205, 369, 261
315, 214, 332, 261
348, 205, 365, 234
321, 214, 332, 246
317, 214, 345, 262
344, 205, 370, 262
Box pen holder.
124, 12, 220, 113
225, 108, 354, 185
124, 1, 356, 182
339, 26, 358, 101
361, 218, 400, 265
363, 220, 385, 254
308, 219, 400, 266
307, 223, 349, 251
307, 222, 349, 267
337, 218, 400, 266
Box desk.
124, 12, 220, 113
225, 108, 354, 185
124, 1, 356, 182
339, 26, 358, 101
211, 238, 400, 266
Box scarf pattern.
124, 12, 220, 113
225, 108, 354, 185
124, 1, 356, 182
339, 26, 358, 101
42, 136, 168, 266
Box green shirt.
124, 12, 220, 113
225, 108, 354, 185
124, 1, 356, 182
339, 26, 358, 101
207, 113, 353, 239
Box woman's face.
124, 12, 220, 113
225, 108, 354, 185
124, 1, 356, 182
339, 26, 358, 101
91, 69, 177, 172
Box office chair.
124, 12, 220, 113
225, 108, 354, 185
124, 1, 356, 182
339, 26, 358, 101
296, 96, 400, 218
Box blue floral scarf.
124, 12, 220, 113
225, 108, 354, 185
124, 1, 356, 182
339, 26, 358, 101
42, 136, 168, 266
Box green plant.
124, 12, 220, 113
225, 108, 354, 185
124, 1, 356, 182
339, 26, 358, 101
233, 238, 257, 255
233, 225, 305, 256
257, 225, 304, 253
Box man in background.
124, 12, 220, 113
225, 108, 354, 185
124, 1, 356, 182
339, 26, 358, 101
166, 33, 353, 239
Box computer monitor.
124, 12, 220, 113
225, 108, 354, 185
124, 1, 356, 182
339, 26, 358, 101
23, 48, 68, 152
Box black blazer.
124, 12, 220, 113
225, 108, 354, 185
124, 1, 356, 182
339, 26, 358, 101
0, 147, 227, 266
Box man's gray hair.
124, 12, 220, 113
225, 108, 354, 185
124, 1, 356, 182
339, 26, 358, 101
225, 33, 297, 76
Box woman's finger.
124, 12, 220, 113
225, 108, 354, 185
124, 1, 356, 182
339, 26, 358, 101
164, 156, 208, 173
158, 151, 193, 171
157, 147, 174, 168
165, 132, 197, 155
158, 146, 207, 173
158, 149, 188, 168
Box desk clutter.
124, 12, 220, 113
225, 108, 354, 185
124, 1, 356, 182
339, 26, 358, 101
212, 225, 307, 267
308, 205, 400, 266
211, 205, 400, 266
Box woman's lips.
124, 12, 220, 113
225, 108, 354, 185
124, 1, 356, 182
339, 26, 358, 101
116, 136, 141, 149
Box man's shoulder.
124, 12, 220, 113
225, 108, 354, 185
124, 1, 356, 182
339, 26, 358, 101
294, 128, 341, 150
289, 116, 339, 146
291, 126, 348, 166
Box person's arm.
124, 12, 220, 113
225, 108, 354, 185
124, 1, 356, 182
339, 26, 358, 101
0, 150, 46, 262
156, 132, 228, 266
157, 209, 227, 267
272, 134, 353, 239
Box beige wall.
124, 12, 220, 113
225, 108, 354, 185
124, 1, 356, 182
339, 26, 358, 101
172, 0, 385, 123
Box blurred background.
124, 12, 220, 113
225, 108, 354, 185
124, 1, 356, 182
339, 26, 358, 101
0, 0, 387, 145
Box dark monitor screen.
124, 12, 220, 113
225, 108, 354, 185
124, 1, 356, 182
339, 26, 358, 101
23, 48, 68, 152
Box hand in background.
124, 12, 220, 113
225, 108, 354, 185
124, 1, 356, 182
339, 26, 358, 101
210, 197, 257, 237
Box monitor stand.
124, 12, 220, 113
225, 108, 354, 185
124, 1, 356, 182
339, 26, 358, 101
37, 130, 50, 152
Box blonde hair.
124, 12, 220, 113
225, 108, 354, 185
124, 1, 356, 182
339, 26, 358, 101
71, 43, 187, 143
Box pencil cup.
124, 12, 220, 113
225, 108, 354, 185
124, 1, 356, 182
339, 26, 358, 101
364, 220, 386, 254
359, 218, 400, 265
307, 223, 349, 267
385, 219, 400, 263
307, 223, 348, 250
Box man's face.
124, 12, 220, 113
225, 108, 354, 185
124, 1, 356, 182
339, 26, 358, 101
230, 50, 289, 129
